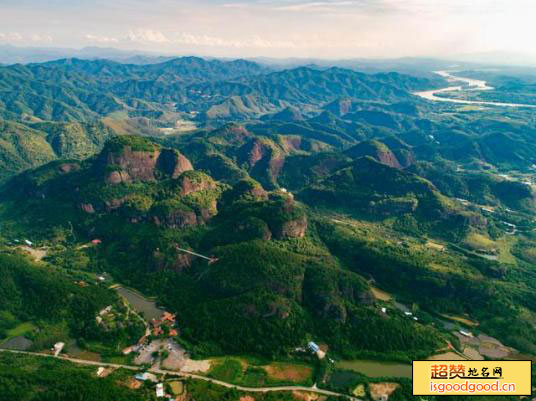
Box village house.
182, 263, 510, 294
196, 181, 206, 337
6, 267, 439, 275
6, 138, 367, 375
134, 372, 158, 383
156, 383, 165, 398
150, 311, 179, 337
53, 342, 65, 356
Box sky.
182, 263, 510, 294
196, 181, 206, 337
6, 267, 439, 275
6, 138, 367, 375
1, 0, 536, 59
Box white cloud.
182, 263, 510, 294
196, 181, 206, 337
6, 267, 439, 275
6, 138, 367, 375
0, 32, 23, 42
85, 34, 119, 44
173, 32, 297, 48
127, 29, 170, 44
275, 1, 357, 12
31, 34, 53, 43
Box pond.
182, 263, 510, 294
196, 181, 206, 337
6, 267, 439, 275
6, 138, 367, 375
115, 287, 164, 321
336, 359, 412, 378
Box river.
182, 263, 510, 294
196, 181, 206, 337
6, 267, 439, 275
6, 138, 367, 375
414, 71, 536, 108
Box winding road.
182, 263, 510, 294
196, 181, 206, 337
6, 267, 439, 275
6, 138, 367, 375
413, 70, 536, 108
0, 348, 361, 401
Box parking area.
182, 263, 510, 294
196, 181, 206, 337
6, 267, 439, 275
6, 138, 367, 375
162, 339, 188, 371
134, 340, 161, 366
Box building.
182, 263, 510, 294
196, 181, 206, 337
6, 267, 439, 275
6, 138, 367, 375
162, 312, 176, 323
99, 305, 113, 316
156, 383, 165, 398
24, 240, 33, 246
91, 239, 102, 245
53, 342, 65, 356
135, 372, 158, 383
307, 341, 320, 353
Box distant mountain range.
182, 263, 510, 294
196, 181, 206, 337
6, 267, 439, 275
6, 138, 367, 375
0, 56, 441, 123
0, 44, 178, 65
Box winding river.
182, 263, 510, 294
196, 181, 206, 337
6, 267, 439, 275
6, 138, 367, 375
414, 70, 536, 108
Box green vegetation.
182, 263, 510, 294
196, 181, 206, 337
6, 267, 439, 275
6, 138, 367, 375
0, 353, 148, 401
3, 58, 536, 400
0, 253, 143, 352
207, 357, 314, 387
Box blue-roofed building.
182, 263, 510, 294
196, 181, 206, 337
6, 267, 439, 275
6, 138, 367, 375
307, 341, 320, 353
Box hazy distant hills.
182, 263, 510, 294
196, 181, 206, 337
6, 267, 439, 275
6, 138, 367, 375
0, 57, 441, 122
0, 44, 178, 65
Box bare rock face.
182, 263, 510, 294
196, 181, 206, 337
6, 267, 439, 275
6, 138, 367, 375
105, 170, 131, 185
346, 140, 402, 169
105, 147, 161, 183
376, 149, 402, 169
179, 175, 217, 197
153, 209, 197, 229
80, 203, 95, 214
58, 163, 80, 174
105, 196, 129, 211
245, 140, 267, 168
101, 144, 193, 184
156, 149, 193, 179
278, 215, 308, 239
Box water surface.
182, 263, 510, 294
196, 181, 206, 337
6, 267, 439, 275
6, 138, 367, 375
116, 287, 164, 321
336, 359, 412, 378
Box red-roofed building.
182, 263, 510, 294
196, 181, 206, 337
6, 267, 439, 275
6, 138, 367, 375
162, 312, 176, 323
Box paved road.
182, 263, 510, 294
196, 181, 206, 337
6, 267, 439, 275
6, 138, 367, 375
0, 348, 360, 400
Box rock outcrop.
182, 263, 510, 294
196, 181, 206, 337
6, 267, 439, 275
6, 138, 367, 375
98, 136, 193, 184
345, 140, 401, 169
278, 215, 308, 239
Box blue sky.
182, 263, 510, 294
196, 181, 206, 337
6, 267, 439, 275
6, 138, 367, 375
1, 0, 534, 58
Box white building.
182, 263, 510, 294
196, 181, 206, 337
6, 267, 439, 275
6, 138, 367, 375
53, 342, 65, 356
156, 383, 165, 398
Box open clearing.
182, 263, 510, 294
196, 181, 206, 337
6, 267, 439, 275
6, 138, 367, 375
369, 383, 400, 401
425, 241, 445, 252
208, 357, 314, 386
17, 246, 47, 261
440, 314, 478, 327
169, 380, 184, 395
264, 362, 313, 382
370, 286, 392, 301
6, 322, 37, 338
463, 232, 496, 251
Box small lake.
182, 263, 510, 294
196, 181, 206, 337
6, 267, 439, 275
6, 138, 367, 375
115, 287, 164, 321
336, 359, 412, 378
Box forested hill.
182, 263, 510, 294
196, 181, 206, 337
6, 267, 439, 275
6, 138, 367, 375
0, 57, 440, 121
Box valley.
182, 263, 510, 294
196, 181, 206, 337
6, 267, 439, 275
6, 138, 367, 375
1, 55, 536, 401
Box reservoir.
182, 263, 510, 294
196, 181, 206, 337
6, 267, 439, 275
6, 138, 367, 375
115, 286, 164, 321
336, 359, 412, 378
